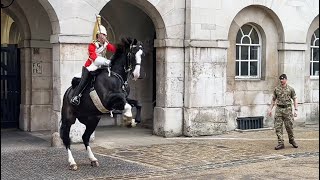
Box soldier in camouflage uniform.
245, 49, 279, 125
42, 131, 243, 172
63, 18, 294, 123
268, 74, 298, 150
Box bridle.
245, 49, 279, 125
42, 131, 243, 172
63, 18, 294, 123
124, 40, 143, 76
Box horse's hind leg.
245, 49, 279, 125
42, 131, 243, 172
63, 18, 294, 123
79, 116, 100, 167
60, 112, 77, 170
127, 98, 142, 123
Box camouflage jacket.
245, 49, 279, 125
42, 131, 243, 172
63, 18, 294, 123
272, 84, 296, 105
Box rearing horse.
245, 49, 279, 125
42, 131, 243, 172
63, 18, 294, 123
111, 37, 144, 124
60, 37, 144, 170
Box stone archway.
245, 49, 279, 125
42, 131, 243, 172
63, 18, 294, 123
1, 0, 55, 132
98, 0, 166, 128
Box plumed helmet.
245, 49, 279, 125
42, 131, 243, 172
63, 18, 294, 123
92, 15, 107, 41
97, 25, 107, 36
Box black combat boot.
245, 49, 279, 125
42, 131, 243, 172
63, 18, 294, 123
275, 144, 285, 150
289, 140, 298, 148
70, 66, 91, 105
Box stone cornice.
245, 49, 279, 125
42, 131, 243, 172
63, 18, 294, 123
50, 34, 92, 44
277, 42, 308, 51
154, 39, 229, 49
18, 40, 52, 48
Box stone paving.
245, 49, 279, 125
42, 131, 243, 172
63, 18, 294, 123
1, 126, 319, 180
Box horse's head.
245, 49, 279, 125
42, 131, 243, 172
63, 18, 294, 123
120, 37, 144, 81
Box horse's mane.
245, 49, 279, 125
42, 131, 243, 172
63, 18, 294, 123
112, 37, 134, 59
112, 43, 126, 60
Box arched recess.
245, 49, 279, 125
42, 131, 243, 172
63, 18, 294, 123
1, 3, 31, 42
304, 15, 319, 124
9, 22, 21, 44
2, 0, 58, 131
97, 0, 166, 128
38, 0, 60, 35
121, 0, 166, 40
305, 15, 319, 79
226, 5, 284, 127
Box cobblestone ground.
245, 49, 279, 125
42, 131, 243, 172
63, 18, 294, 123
1, 127, 319, 180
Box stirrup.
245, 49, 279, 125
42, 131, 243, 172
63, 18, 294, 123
70, 96, 80, 106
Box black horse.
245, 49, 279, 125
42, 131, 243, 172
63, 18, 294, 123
60, 37, 144, 170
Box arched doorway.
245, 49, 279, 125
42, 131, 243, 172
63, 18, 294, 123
1, 12, 21, 128
99, 0, 157, 128
1, 0, 53, 131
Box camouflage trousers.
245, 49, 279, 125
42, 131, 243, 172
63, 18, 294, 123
274, 106, 295, 145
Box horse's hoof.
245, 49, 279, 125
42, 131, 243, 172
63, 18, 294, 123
91, 161, 99, 167
69, 164, 78, 171
122, 116, 132, 127
131, 119, 137, 127
126, 124, 132, 128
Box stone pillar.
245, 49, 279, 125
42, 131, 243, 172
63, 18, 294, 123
18, 40, 53, 132
183, 40, 229, 136
51, 34, 94, 145
19, 44, 32, 131
153, 39, 184, 137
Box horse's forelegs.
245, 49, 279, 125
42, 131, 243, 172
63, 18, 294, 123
127, 98, 142, 123
123, 103, 136, 127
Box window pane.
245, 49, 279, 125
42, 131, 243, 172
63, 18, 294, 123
236, 46, 239, 59
313, 62, 319, 76
242, 36, 250, 44
250, 62, 258, 76
241, 25, 251, 35
241, 61, 248, 76
236, 30, 242, 43
241, 46, 248, 60
250, 46, 258, 60
251, 28, 259, 44
236, 61, 239, 76
311, 28, 319, 45
311, 35, 315, 45
313, 48, 319, 62
315, 28, 319, 38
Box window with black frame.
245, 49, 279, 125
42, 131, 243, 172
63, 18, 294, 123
236, 24, 261, 79
310, 28, 319, 77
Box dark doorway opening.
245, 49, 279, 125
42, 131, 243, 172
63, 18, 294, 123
1, 44, 20, 129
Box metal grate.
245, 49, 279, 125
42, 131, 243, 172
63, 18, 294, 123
237, 116, 264, 130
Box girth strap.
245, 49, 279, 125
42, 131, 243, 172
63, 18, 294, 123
89, 90, 109, 113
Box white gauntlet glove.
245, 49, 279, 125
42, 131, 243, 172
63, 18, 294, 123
105, 59, 111, 66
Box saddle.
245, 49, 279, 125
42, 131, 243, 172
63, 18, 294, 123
71, 67, 108, 88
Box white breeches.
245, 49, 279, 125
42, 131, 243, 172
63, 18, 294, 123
87, 56, 111, 72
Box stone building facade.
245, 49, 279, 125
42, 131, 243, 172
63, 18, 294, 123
1, 0, 319, 141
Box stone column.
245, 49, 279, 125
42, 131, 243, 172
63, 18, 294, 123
51, 34, 93, 145
183, 40, 229, 136
19, 42, 32, 131
153, 39, 185, 137
19, 40, 53, 132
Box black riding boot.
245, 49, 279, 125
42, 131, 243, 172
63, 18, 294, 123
70, 66, 91, 105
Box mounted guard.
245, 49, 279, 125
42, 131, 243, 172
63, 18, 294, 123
70, 15, 117, 106
59, 14, 145, 171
